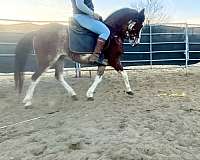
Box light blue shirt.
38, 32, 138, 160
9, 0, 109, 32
75, 0, 94, 16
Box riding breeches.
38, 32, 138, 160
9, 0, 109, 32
74, 14, 110, 40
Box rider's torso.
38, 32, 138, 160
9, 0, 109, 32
71, 0, 94, 15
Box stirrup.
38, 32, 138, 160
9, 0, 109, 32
89, 53, 108, 66
88, 53, 99, 62
94, 59, 108, 66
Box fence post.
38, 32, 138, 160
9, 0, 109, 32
75, 62, 81, 78
149, 24, 153, 68
185, 23, 189, 73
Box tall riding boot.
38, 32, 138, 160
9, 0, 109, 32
89, 37, 107, 65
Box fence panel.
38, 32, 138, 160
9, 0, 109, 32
0, 20, 200, 73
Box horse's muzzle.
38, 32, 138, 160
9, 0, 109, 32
129, 38, 140, 47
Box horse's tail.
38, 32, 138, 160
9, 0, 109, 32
14, 32, 35, 94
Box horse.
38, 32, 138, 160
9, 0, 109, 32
14, 8, 145, 107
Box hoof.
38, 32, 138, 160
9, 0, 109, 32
25, 105, 34, 109
23, 98, 30, 104
71, 95, 78, 101
24, 101, 32, 109
126, 91, 134, 95
87, 97, 94, 101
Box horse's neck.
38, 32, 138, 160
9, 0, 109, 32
105, 8, 138, 38
106, 24, 127, 40
105, 16, 129, 39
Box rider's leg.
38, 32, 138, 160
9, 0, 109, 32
89, 37, 107, 65
74, 14, 110, 65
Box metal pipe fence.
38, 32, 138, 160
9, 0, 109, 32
121, 23, 200, 67
0, 19, 200, 76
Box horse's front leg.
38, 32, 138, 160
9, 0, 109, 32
86, 66, 106, 101
118, 70, 134, 95
111, 59, 134, 95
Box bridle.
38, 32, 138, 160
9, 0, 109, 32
126, 20, 143, 46
128, 20, 137, 31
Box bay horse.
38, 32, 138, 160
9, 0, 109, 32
14, 8, 145, 107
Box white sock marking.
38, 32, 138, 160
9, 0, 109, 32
119, 70, 132, 92
23, 77, 41, 105
59, 74, 76, 96
87, 75, 102, 98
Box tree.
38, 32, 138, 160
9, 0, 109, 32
131, 0, 170, 24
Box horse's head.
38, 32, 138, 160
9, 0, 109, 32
126, 9, 145, 46
105, 8, 145, 47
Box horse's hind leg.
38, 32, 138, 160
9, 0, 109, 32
23, 53, 61, 107
23, 65, 49, 107
55, 56, 78, 101
86, 65, 106, 101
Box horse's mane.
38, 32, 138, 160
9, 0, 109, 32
104, 8, 144, 30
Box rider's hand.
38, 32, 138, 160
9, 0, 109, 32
93, 13, 102, 21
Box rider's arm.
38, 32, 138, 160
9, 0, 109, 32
75, 0, 94, 16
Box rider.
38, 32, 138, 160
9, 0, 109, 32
70, 0, 110, 65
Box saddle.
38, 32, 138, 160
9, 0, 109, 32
68, 18, 98, 53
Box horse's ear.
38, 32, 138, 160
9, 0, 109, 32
139, 8, 145, 16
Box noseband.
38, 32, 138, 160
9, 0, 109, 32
126, 20, 137, 38
128, 20, 136, 31
126, 20, 142, 46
